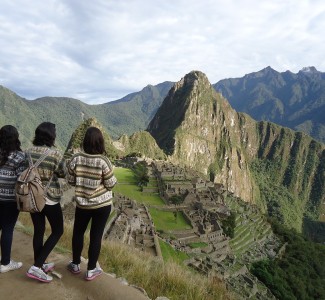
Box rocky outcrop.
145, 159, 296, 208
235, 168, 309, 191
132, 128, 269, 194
147, 71, 325, 231
148, 71, 257, 203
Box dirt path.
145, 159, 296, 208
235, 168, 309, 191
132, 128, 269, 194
0, 230, 150, 300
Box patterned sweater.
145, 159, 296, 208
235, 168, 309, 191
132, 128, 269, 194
0, 151, 26, 202
28, 146, 66, 203
67, 152, 117, 209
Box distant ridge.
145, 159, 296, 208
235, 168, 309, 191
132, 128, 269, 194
0, 81, 173, 149
1, 66, 324, 147
213, 66, 325, 143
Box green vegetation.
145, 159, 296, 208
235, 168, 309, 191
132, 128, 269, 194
133, 161, 149, 187
220, 211, 236, 238
18, 212, 229, 300
114, 167, 137, 183
188, 242, 208, 248
251, 219, 325, 300
149, 208, 192, 231
169, 194, 183, 206
114, 167, 164, 206
159, 239, 189, 264
0, 82, 173, 150
119, 131, 166, 159
251, 158, 305, 231
66, 117, 120, 159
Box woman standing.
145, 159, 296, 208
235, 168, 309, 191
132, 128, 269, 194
26, 122, 65, 283
0, 125, 25, 273
67, 127, 117, 281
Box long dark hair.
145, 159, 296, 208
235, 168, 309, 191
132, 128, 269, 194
0, 125, 22, 166
83, 127, 105, 155
33, 122, 56, 147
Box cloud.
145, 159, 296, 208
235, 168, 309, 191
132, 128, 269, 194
0, 0, 325, 104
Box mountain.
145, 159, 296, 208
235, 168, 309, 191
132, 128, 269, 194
64, 117, 120, 159
147, 71, 325, 233
0, 82, 173, 149
213, 66, 325, 143
65, 118, 165, 160
0, 85, 39, 147
116, 131, 166, 159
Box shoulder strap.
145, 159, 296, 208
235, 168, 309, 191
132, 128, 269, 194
28, 148, 51, 168
28, 148, 53, 191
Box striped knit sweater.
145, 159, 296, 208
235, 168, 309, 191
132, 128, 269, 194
0, 151, 26, 202
67, 152, 117, 209
28, 146, 65, 203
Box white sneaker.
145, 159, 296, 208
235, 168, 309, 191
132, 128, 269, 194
85, 266, 103, 281
26, 266, 53, 282
42, 262, 55, 273
0, 260, 23, 273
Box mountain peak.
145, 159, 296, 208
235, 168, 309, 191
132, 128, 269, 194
299, 66, 319, 73
173, 70, 211, 94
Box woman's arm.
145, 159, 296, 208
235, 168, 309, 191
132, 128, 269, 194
102, 158, 117, 190
66, 157, 76, 186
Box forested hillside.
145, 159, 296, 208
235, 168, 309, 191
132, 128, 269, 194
148, 71, 325, 234
0, 82, 173, 149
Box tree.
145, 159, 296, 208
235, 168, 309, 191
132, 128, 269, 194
133, 161, 149, 188
169, 195, 183, 223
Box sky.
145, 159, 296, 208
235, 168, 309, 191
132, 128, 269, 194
1, 0, 325, 104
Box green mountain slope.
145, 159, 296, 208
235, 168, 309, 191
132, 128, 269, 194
0, 82, 173, 149
147, 71, 325, 233
213, 66, 325, 143
0, 86, 39, 146
117, 131, 166, 159
64, 117, 121, 159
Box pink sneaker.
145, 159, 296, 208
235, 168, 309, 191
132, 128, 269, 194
26, 266, 52, 283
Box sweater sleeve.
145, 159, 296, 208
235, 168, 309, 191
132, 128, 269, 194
54, 151, 66, 178
67, 157, 76, 186
102, 158, 117, 190
15, 152, 27, 176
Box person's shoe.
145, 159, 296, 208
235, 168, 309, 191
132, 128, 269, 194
26, 266, 53, 282
0, 260, 23, 273
85, 267, 103, 281
67, 261, 81, 274
42, 262, 55, 273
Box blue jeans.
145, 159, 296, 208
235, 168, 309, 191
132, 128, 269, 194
0, 201, 19, 265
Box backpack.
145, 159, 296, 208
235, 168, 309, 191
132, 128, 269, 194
16, 149, 52, 213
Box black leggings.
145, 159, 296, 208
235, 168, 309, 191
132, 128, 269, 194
72, 205, 111, 270
0, 202, 19, 265
30, 203, 64, 268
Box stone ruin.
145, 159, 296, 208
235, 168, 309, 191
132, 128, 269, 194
103, 159, 281, 299
105, 195, 159, 257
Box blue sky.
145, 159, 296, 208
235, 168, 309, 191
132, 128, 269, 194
0, 0, 324, 104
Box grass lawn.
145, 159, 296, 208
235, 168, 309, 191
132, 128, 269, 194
149, 208, 192, 231
159, 239, 189, 264
114, 167, 164, 206
114, 167, 137, 183
188, 242, 208, 249
114, 184, 164, 206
